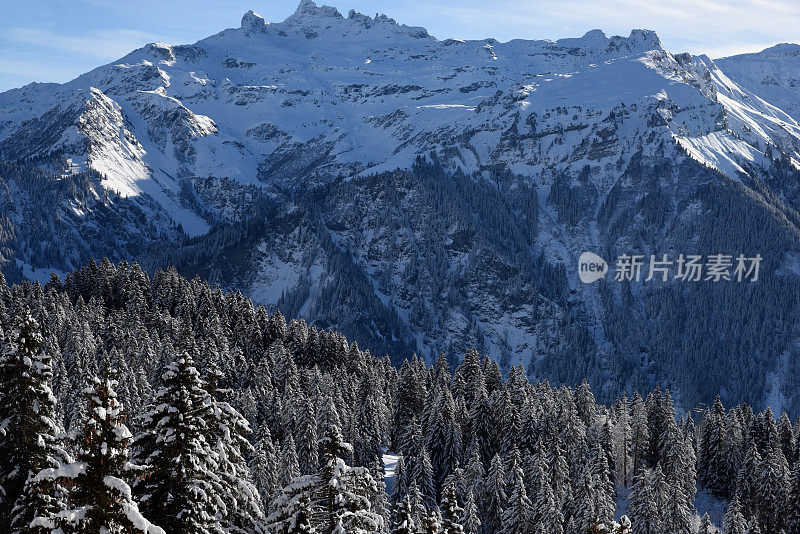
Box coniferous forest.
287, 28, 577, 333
0, 260, 799, 534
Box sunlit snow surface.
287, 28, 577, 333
1, 1, 799, 231
382, 452, 399, 495
718, 44, 800, 124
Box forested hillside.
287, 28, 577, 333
6, 152, 800, 417
0, 261, 798, 533
4, 1, 800, 416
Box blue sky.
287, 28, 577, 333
1, 0, 799, 92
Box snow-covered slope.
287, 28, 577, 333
717, 44, 800, 124
2, 2, 798, 202
4, 1, 800, 412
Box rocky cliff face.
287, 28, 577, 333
2, 2, 800, 412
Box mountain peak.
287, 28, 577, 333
288, 0, 344, 21
271, 0, 430, 40
241, 10, 268, 34
552, 28, 661, 55
754, 42, 800, 57
718, 42, 800, 61
626, 29, 661, 49
582, 29, 607, 40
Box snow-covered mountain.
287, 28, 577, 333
717, 43, 800, 124
3, 1, 800, 412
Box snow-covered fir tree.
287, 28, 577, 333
420, 507, 441, 534
204, 361, 265, 533
390, 495, 416, 534
787, 463, 800, 534
439, 484, 463, 534
0, 309, 69, 533
460, 489, 480, 534
722, 497, 748, 534
133, 355, 224, 533
251, 425, 280, 513
280, 435, 302, 488
286, 494, 316, 534
499, 459, 532, 534
39, 367, 163, 533
0, 263, 798, 533
413, 447, 436, 508
482, 453, 507, 534
268, 423, 383, 534
628, 469, 661, 534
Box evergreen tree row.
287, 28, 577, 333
0, 261, 797, 532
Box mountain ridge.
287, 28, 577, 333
717, 42, 800, 124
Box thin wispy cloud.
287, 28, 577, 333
0, 57, 79, 80
2, 28, 161, 60
0, 26, 162, 90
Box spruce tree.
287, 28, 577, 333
420, 507, 441, 534
204, 362, 265, 533
588, 439, 615, 526
663, 479, 692, 534
735, 438, 761, 518
425, 388, 460, 496
482, 453, 507, 534
0, 309, 68, 533
533, 476, 563, 534
661, 428, 693, 534
699, 398, 732, 498
267, 474, 318, 534
467, 383, 494, 467
269, 424, 384, 534
460, 489, 480, 534
629, 393, 649, 478
407, 483, 426, 527
287, 494, 316, 534
48, 369, 163, 533
612, 395, 632, 487
722, 498, 748, 534
697, 514, 714, 534
441, 462, 463, 505
440, 484, 464, 534
133, 355, 223, 534
280, 435, 301, 488
390, 455, 409, 509
746, 517, 762, 534
628, 469, 661, 534
499, 461, 532, 534
318, 423, 383, 534
569, 460, 596, 533
757, 445, 789, 533
546, 440, 571, 513
787, 463, 800, 534
369, 458, 390, 530
295, 396, 319, 475
461, 448, 484, 500
391, 495, 416, 534
778, 413, 796, 465
392, 360, 426, 454
251, 425, 279, 512
413, 447, 436, 508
